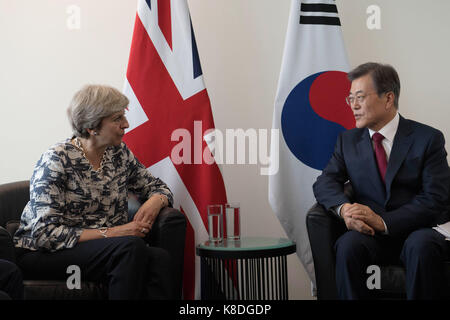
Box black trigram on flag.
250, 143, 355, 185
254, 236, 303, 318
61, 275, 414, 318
299, 2, 341, 26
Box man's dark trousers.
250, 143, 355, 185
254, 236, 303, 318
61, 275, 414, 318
335, 228, 450, 299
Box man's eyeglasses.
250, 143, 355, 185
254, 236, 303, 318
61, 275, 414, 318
345, 92, 378, 106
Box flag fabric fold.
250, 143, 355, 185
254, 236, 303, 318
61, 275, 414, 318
123, 0, 227, 299
269, 0, 353, 291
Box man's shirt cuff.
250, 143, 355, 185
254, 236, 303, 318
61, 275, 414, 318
335, 204, 345, 217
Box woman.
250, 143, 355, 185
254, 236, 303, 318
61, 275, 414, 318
13, 84, 174, 299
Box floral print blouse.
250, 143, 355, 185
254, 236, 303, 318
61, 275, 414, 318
13, 139, 173, 252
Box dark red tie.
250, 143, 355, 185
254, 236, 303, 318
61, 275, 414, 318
372, 132, 387, 183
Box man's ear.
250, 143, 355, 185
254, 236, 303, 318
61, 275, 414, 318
385, 92, 395, 110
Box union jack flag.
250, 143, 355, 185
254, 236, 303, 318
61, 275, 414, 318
123, 0, 227, 299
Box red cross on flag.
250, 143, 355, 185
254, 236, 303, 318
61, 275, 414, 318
123, 0, 228, 299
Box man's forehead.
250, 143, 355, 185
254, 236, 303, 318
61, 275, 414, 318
350, 74, 374, 93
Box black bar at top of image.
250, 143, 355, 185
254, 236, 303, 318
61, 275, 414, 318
301, 3, 338, 13
300, 16, 341, 26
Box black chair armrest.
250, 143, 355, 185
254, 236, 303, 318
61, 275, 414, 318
127, 195, 186, 299
0, 226, 16, 263
149, 207, 186, 248
306, 203, 346, 300
148, 207, 186, 300
0, 180, 29, 227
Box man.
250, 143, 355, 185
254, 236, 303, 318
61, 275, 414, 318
313, 62, 450, 299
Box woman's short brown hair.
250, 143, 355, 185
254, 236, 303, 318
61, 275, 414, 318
67, 84, 129, 138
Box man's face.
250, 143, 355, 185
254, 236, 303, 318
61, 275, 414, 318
349, 74, 391, 131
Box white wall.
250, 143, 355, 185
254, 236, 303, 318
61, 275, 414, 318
1, 0, 449, 299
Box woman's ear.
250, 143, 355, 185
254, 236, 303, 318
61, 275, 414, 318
86, 128, 99, 136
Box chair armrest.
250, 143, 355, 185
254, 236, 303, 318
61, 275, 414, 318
149, 207, 186, 247
148, 207, 186, 299
306, 203, 346, 300
0, 226, 16, 263
127, 195, 186, 299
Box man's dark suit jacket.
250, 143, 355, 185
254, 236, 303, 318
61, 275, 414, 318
313, 115, 450, 238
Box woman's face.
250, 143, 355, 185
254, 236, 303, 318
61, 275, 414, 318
96, 110, 129, 147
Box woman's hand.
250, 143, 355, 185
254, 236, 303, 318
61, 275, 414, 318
109, 221, 152, 238
133, 194, 168, 228
79, 220, 152, 242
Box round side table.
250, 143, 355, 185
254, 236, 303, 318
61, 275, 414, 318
196, 237, 296, 300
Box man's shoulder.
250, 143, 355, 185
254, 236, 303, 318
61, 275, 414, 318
339, 127, 366, 141
403, 117, 440, 131
339, 117, 443, 139
401, 117, 444, 139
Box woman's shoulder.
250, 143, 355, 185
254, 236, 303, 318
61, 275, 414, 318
38, 138, 80, 168
109, 142, 133, 158
46, 138, 72, 151
107, 142, 143, 169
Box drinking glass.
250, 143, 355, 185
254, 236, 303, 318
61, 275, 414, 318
225, 202, 240, 240
207, 204, 223, 243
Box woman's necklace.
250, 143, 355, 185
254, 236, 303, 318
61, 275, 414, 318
74, 137, 106, 173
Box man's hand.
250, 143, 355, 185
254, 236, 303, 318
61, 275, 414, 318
341, 203, 385, 233
341, 203, 375, 235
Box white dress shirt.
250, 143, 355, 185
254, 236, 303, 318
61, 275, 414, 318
336, 112, 400, 234
368, 112, 400, 162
